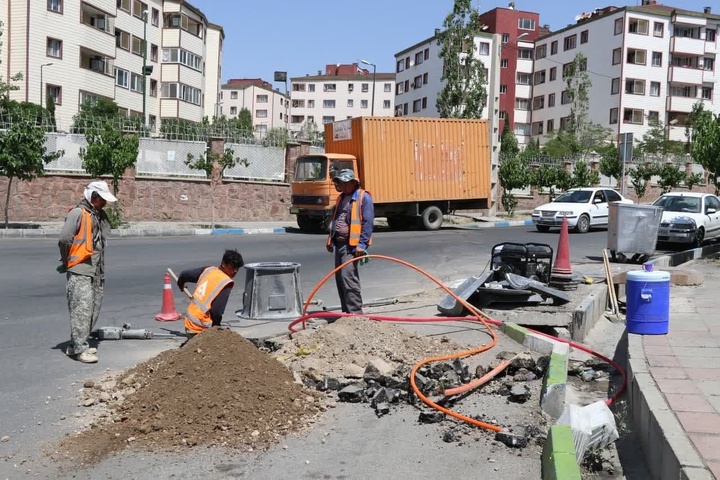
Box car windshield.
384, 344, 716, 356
294, 156, 327, 181
553, 190, 592, 203
653, 195, 701, 213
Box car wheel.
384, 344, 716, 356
575, 214, 590, 234
536, 225, 551, 233
693, 228, 705, 248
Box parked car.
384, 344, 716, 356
531, 187, 632, 233
653, 192, 720, 247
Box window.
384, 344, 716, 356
518, 18, 535, 30
500, 84, 507, 94
580, 30, 589, 44
384, 83, 392, 92
648, 111, 660, 125
413, 75, 422, 89
478, 42, 490, 55
323, 100, 335, 108
563, 35, 577, 51
518, 48, 533, 59
415, 51, 424, 64
361, 83, 369, 92
321, 116, 335, 123
560, 117, 571, 130
605, 190, 622, 203
707, 29, 716, 42
502, 33, 510, 43
346, 83, 353, 93
702, 87, 713, 100
403, 103, 408, 115
652, 51, 662, 67
499, 110, 506, 119
396, 60, 405, 73
623, 108, 644, 124
628, 18, 649, 35
424, 48, 430, 60
256, 94, 268, 103
614, 18, 623, 35
383, 100, 391, 109
516, 73, 532, 85
405, 57, 410, 69
118, 0, 130, 12
549, 67, 557, 81
533, 70, 546, 85
47, 0, 62, 13
705, 58, 715, 71
230, 91, 238, 99
532, 95, 545, 110
228, 107, 237, 116
561, 90, 572, 105
292, 99, 305, 108
514, 123, 530, 136
611, 78, 620, 94
46, 38, 62, 58
130, 73, 143, 92
347, 99, 354, 108
501, 59, 508, 68
133, 0, 146, 19
292, 83, 306, 92
548, 93, 555, 107
650, 81, 661, 97
627, 49, 646, 65
308, 100, 315, 108
410, 99, 420, 113
625, 79, 646, 95
532, 122, 543, 136
323, 83, 336, 92
396, 82, 404, 95
612, 48, 621, 65
46, 84, 61, 105
256, 109, 268, 118
132, 36, 143, 56
150, 44, 158, 62
151, 8, 159, 26
149, 79, 157, 97
654, 22, 664, 37
515, 98, 530, 110
551, 41, 558, 55
114, 68, 129, 88
535, 44, 547, 59
547, 120, 554, 133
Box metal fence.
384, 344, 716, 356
135, 138, 207, 178
44, 133, 87, 173
224, 143, 286, 182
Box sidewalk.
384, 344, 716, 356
628, 260, 720, 479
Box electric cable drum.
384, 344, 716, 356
626, 264, 671, 335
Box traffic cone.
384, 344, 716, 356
155, 273, 181, 322
552, 217, 573, 275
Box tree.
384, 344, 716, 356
500, 122, 519, 158
562, 53, 591, 137
598, 144, 622, 180
262, 127, 289, 147
186, 148, 249, 228
237, 108, 254, 135
569, 161, 599, 188
690, 111, 720, 194
530, 163, 568, 200
655, 162, 686, 193
542, 129, 579, 159
498, 156, 528, 216
0, 116, 62, 227
629, 164, 656, 201
0, 22, 23, 100
685, 102, 711, 149
45, 95, 57, 132
637, 120, 684, 156
436, 0, 487, 118
685, 171, 703, 191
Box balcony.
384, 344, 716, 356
80, 47, 113, 77
705, 41, 717, 54
703, 69, 716, 84
669, 66, 704, 84
666, 95, 707, 113
671, 36, 705, 56
80, 3, 115, 56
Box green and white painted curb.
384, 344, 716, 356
541, 425, 582, 480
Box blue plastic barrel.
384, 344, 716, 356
626, 267, 671, 335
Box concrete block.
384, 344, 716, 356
571, 284, 607, 342
681, 466, 715, 480
541, 343, 569, 419
541, 425, 582, 480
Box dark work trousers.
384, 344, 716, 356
334, 244, 363, 314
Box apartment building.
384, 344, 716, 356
288, 64, 395, 133
220, 78, 289, 134
530, 1, 720, 145
0, 0, 222, 131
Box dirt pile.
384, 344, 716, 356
55, 328, 321, 464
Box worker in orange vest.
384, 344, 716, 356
326, 169, 374, 315
58, 180, 117, 363
177, 249, 244, 338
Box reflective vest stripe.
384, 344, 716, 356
326, 189, 373, 248
67, 209, 93, 268
185, 267, 233, 332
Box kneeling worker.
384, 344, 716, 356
178, 249, 244, 338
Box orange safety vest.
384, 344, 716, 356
184, 266, 234, 334
67, 209, 93, 268
327, 189, 373, 248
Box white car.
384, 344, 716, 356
532, 187, 632, 233
653, 192, 720, 247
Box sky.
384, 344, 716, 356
190, 0, 717, 88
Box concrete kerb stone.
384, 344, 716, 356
571, 283, 607, 342
541, 425, 582, 480
648, 243, 720, 268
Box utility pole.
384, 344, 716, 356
40, 63, 53, 108
360, 59, 376, 116
142, 10, 148, 128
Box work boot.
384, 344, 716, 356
66, 346, 97, 356
77, 351, 98, 363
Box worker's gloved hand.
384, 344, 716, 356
56, 264, 67, 274
358, 250, 369, 266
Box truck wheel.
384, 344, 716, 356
421, 206, 444, 231
297, 215, 317, 233
387, 216, 411, 230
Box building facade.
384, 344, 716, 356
220, 78, 289, 134
288, 64, 395, 133
530, 2, 720, 145
0, 0, 223, 131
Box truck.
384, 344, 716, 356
289, 117, 493, 233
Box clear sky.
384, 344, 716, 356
190, 0, 717, 86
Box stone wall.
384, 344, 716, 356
0, 140, 313, 223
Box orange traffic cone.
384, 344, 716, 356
552, 217, 573, 275
155, 273, 181, 321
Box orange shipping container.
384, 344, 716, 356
324, 117, 491, 204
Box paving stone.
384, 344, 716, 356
696, 380, 720, 396
675, 347, 720, 359
677, 412, 720, 435
643, 335, 669, 346
648, 355, 681, 368
653, 378, 703, 396
687, 368, 720, 381
649, 367, 688, 379
668, 337, 720, 348
645, 345, 674, 356
706, 461, 720, 479
667, 330, 704, 340
678, 356, 720, 369
665, 394, 715, 413
689, 434, 720, 461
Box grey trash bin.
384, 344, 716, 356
236, 262, 304, 320
607, 203, 663, 262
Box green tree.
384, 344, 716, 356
498, 156, 528, 216
685, 102, 711, 149
45, 95, 57, 132
690, 111, 720, 194
237, 108, 254, 135
500, 121, 519, 158
160, 118, 204, 141
563, 53, 591, 137
629, 164, 656, 201
655, 163, 686, 193
0, 117, 62, 227
0, 22, 23, 100
685, 171, 703, 191
542, 129, 579, 158
186, 148, 249, 228
597, 144, 622, 180
530, 163, 568, 200
436, 0, 487, 118
262, 127, 289, 147
519, 137, 542, 162
637, 120, 685, 156
570, 161, 599, 188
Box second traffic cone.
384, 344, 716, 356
552, 216, 573, 275
155, 272, 182, 322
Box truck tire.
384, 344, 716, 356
421, 206, 444, 231
297, 215, 316, 233
387, 215, 412, 230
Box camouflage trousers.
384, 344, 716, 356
66, 273, 104, 354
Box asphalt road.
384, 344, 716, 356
0, 225, 609, 477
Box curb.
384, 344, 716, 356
571, 283, 607, 342
460, 219, 534, 229
541, 425, 582, 480
648, 243, 720, 268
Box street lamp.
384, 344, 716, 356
360, 59, 376, 116
40, 63, 53, 108
142, 10, 149, 128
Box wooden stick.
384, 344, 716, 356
603, 249, 620, 316
167, 268, 193, 299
